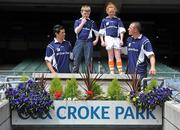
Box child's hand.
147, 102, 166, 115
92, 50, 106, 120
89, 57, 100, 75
120, 40, 124, 46
93, 39, 98, 46
101, 41, 106, 47
81, 18, 87, 25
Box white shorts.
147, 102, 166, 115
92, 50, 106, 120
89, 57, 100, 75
105, 36, 121, 50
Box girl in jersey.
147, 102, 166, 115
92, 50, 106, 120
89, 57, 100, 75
99, 2, 126, 74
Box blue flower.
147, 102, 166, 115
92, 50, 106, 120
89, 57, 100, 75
27, 79, 34, 87
18, 83, 24, 90
128, 86, 172, 111
5, 80, 53, 119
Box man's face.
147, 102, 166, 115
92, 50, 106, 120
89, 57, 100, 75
56, 29, 65, 40
128, 23, 136, 36
81, 10, 90, 19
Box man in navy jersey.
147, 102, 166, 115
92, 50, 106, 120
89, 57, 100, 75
127, 21, 156, 78
72, 5, 99, 73
45, 25, 72, 74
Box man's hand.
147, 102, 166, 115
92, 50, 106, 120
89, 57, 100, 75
52, 72, 57, 75
149, 55, 156, 75
149, 67, 156, 75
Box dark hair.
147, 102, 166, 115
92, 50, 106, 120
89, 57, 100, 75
53, 25, 64, 35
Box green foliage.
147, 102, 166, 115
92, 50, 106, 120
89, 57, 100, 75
145, 78, 158, 93
92, 82, 103, 97
20, 74, 29, 82
107, 78, 125, 100
49, 77, 63, 97
64, 78, 79, 99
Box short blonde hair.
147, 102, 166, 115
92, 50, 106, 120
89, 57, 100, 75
81, 5, 91, 12
106, 2, 117, 13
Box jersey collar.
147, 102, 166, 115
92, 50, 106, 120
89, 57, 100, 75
80, 18, 90, 20
106, 16, 117, 18
54, 38, 65, 44
132, 34, 143, 39
137, 34, 143, 39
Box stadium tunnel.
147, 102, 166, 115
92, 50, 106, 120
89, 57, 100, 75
0, 0, 180, 71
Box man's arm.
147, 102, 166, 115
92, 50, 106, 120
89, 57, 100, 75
45, 61, 56, 74
149, 54, 156, 75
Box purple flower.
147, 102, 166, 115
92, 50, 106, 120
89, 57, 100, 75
5, 80, 54, 119
128, 86, 172, 111
18, 83, 24, 90
27, 79, 34, 87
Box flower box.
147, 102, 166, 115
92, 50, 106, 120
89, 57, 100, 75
7, 73, 171, 126
12, 100, 162, 125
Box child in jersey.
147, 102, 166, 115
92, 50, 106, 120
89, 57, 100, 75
99, 2, 126, 74
72, 5, 99, 73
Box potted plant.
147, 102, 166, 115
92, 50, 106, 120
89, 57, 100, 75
79, 66, 103, 100
107, 78, 126, 100
9, 73, 167, 125
127, 76, 172, 111
5, 79, 53, 119
63, 78, 80, 100
49, 77, 63, 100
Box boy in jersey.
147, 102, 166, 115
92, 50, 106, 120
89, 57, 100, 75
72, 5, 99, 73
45, 25, 72, 74
127, 21, 156, 78
99, 2, 126, 74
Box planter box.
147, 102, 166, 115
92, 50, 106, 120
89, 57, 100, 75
12, 100, 162, 125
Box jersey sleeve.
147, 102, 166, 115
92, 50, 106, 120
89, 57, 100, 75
91, 20, 99, 36
45, 44, 54, 62
118, 18, 126, 34
143, 39, 154, 58
99, 19, 106, 36
74, 20, 80, 34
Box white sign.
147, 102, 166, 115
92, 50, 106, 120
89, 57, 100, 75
12, 101, 162, 125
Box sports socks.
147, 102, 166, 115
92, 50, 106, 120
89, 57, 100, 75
117, 60, 123, 74
108, 60, 114, 74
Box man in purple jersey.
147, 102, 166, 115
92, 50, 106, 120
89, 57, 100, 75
72, 5, 99, 73
45, 25, 72, 74
126, 21, 156, 78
